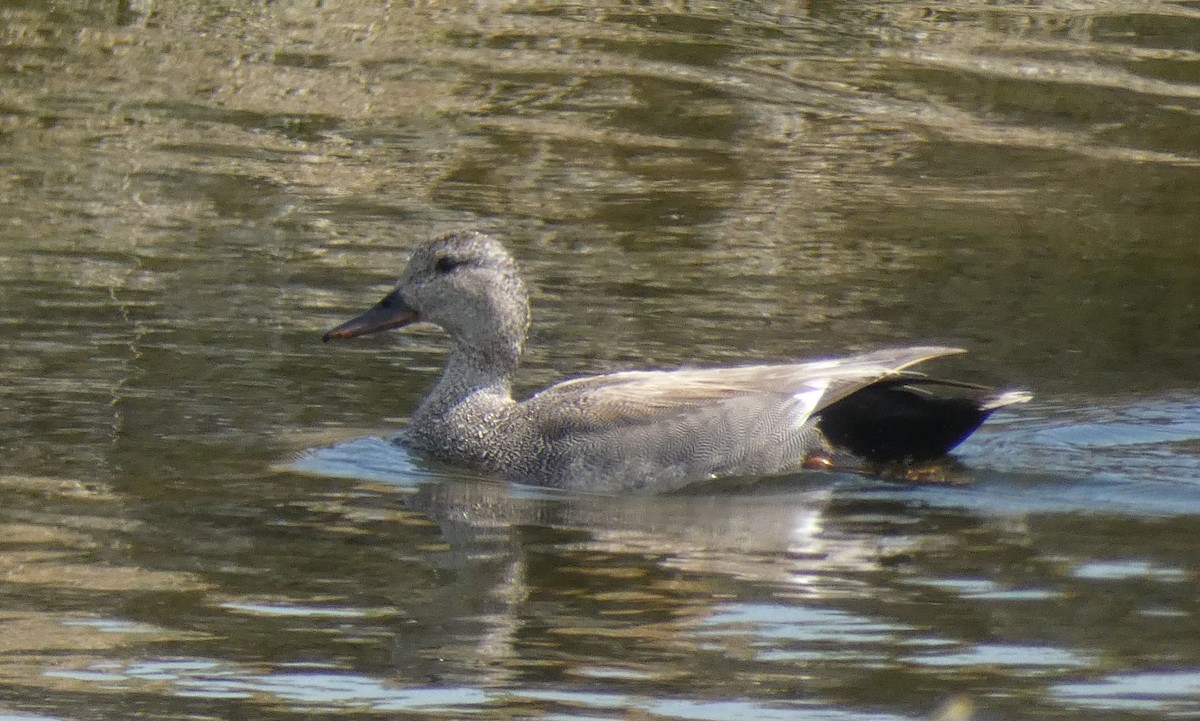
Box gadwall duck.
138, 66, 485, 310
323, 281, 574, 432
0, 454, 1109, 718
324, 231, 1030, 492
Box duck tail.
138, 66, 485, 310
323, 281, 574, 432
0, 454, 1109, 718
817, 379, 1031, 464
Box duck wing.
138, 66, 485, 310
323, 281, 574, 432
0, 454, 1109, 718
527, 346, 965, 426
516, 346, 974, 489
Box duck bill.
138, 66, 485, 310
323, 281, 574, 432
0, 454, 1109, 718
323, 291, 418, 342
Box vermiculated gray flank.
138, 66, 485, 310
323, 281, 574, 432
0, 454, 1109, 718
324, 231, 1030, 492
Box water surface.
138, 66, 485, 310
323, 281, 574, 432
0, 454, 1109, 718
3, 2, 1200, 719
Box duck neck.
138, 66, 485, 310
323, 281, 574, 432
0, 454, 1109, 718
413, 338, 519, 424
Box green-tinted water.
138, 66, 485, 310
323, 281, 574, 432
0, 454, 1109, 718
3, 2, 1200, 719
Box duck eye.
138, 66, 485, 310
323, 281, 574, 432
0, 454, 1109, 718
434, 256, 466, 274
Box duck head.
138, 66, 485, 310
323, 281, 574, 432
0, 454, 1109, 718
323, 231, 531, 368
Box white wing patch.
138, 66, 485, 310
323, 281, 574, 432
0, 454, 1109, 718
981, 390, 1033, 410
797, 358, 840, 371
788, 378, 830, 427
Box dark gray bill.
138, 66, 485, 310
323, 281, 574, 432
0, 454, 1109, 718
322, 290, 418, 342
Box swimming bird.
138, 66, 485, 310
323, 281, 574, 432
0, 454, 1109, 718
323, 231, 1030, 492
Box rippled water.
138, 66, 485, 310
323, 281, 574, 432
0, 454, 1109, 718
3, 1, 1200, 720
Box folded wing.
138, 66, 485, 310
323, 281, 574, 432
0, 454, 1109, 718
519, 346, 984, 489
